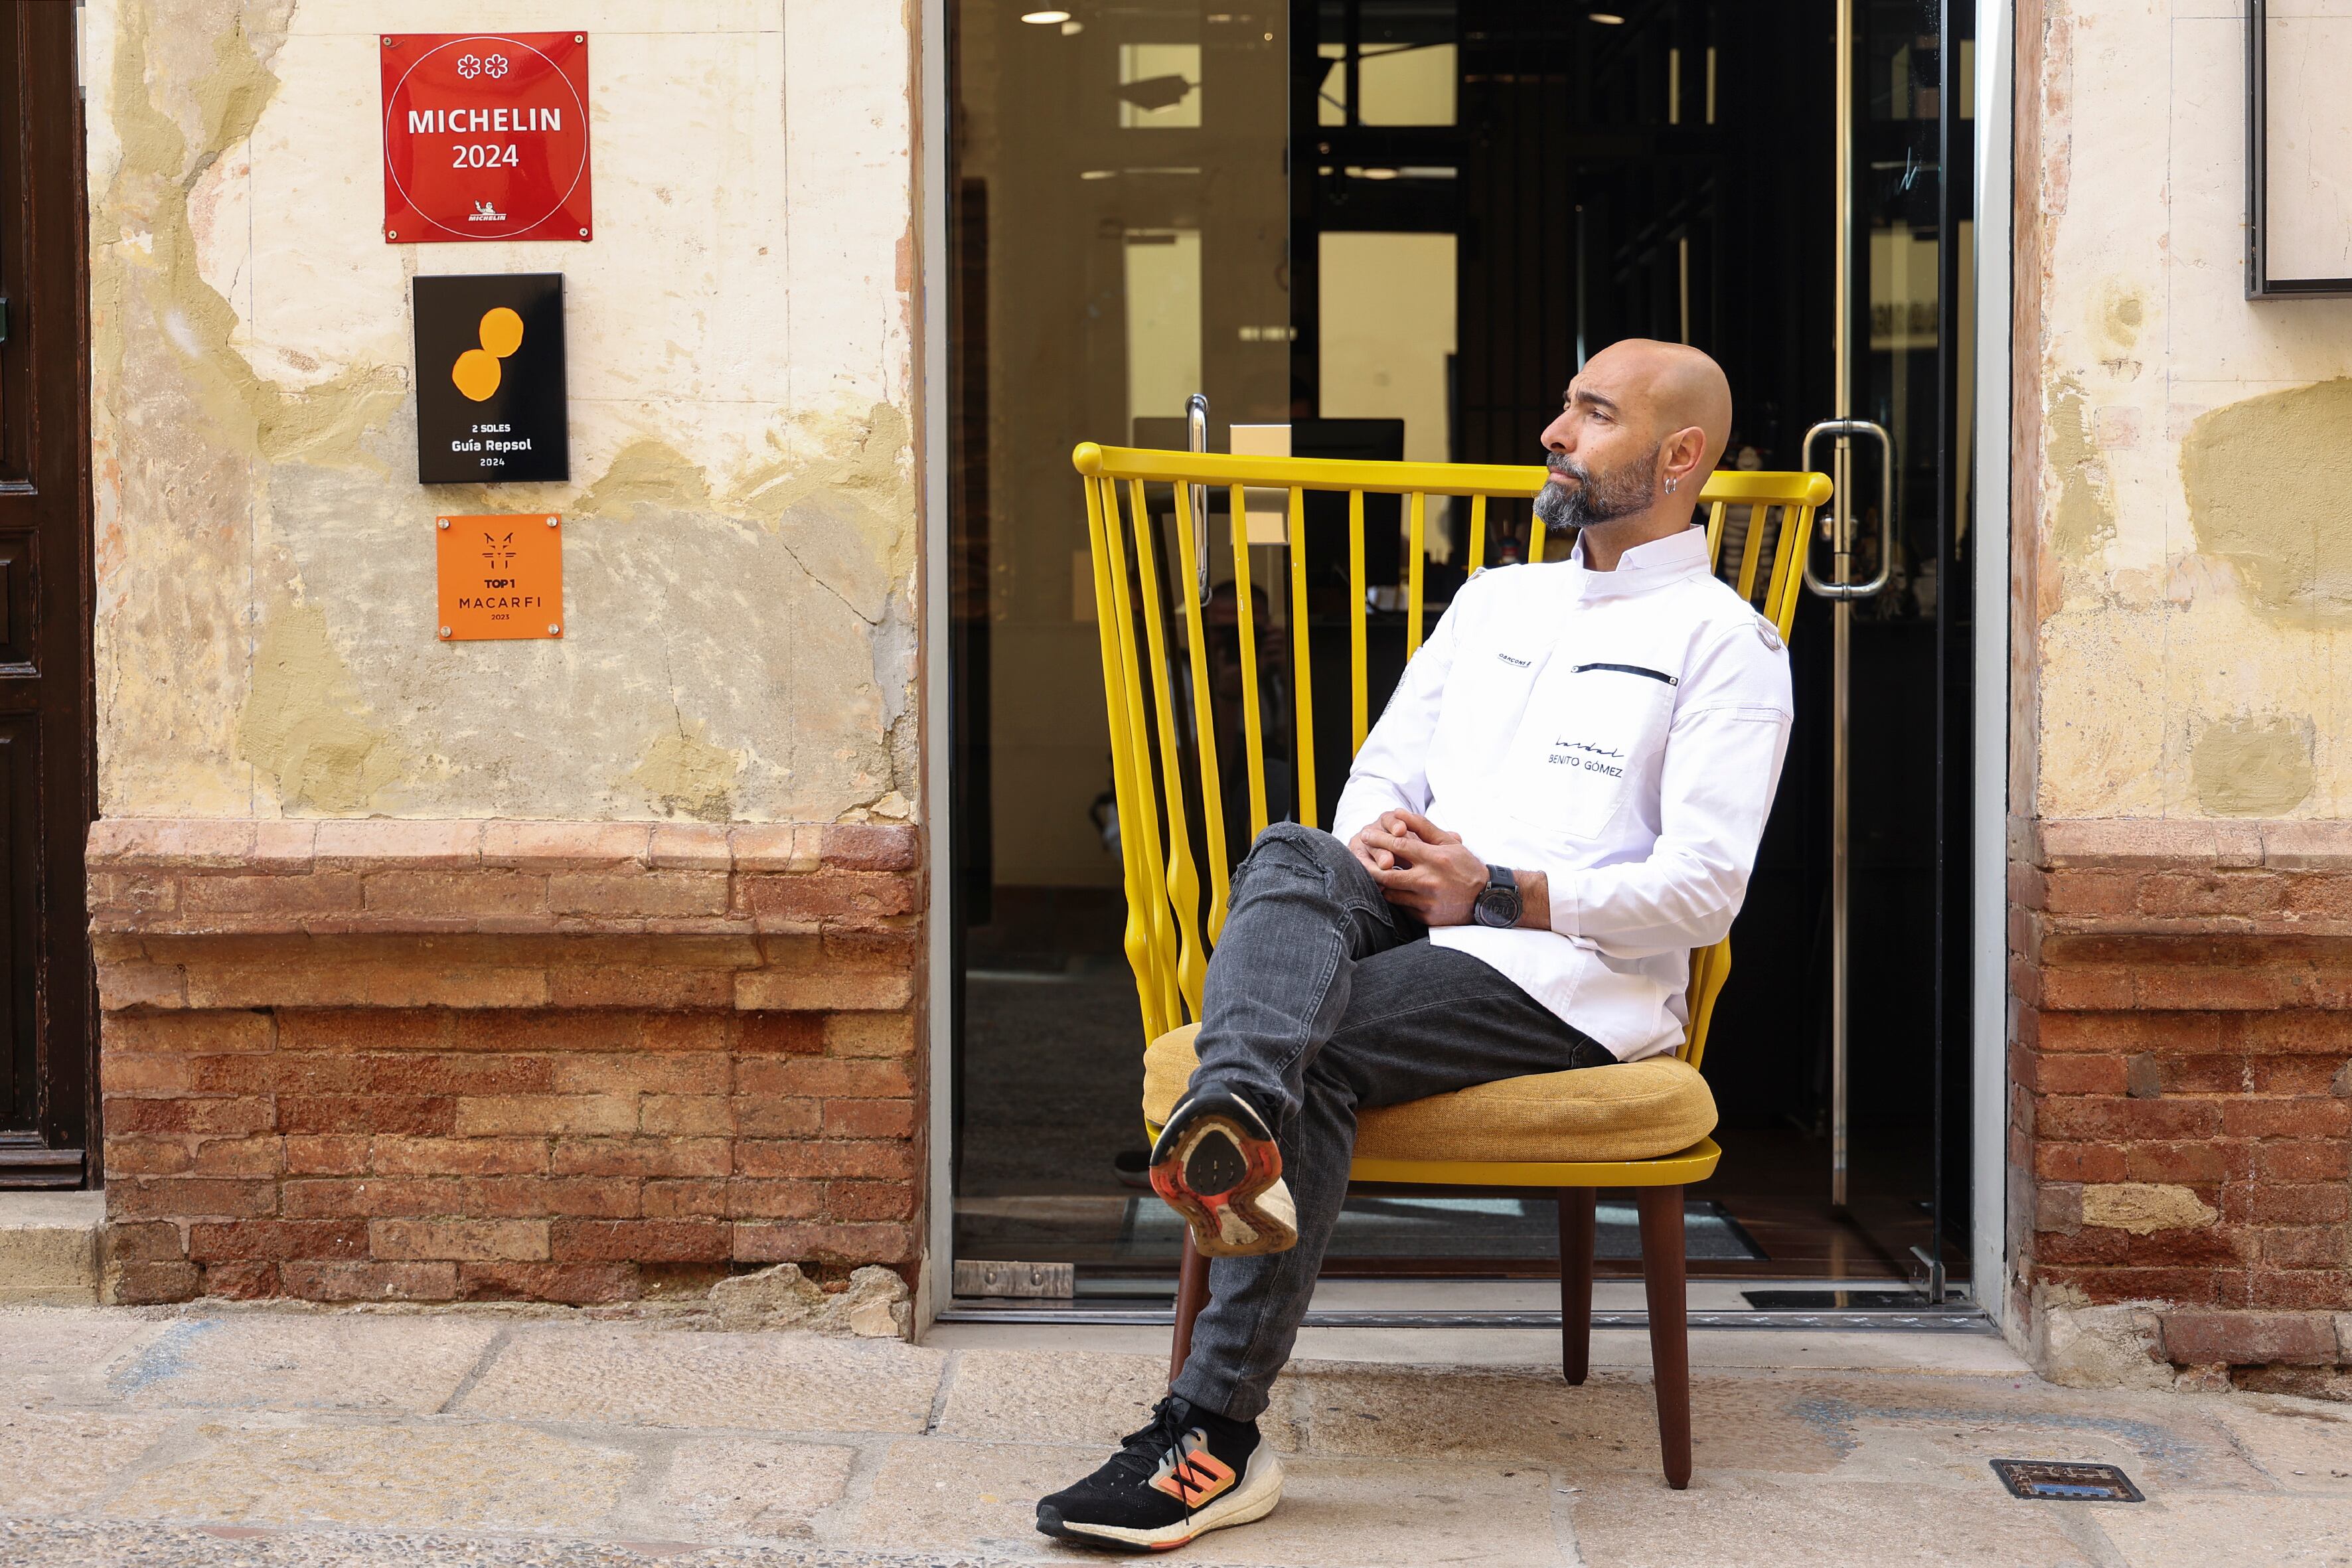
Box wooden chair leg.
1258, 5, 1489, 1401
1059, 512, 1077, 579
1558, 1188, 1597, 1385
1169, 1231, 1210, 1385
1635, 1185, 1692, 1490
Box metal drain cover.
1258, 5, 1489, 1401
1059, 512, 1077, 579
1990, 1460, 2144, 1502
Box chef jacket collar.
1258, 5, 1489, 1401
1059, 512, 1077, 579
1565, 523, 1713, 601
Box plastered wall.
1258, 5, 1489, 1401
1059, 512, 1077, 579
2027, 0, 2352, 821
84, 0, 919, 825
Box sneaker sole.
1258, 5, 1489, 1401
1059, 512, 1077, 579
1148, 1113, 1296, 1259
1040, 1448, 1285, 1551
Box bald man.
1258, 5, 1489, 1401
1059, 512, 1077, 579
1036, 341, 1794, 1551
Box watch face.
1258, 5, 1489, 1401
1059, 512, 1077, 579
1476, 885, 1518, 927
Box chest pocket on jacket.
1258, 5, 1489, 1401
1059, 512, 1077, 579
1503, 663, 1678, 840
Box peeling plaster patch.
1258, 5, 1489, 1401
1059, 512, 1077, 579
629, 722, 743, 822
2180, 378, 2352, 625
2047, 378, 2114, 570
2079, 1184, 2217, 1235
572, 439, 714, 520
2192, 712, 2315, 817
237, 601, 404, 815
2092, 278, 2145, 358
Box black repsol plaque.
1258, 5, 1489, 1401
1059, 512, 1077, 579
413, 272, 568, 485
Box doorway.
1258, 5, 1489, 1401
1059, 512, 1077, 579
945, 0, 1978, 1308
0, 3, 100, 1190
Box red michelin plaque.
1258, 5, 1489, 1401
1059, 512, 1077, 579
382, 33, 591, 244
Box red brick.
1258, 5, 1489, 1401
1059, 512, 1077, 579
370, 1219, 550, 1262
104, 1221, 186, 1265
104, 1054, 194, 1093
2034, 1229, 2130, 1265
2224, 1099, 2352, 1139
734, 967, 913, 1012
734, 1139, 916, 1180
734, 1058, 913, 1099
2043, 870, 2140, 915
548, 966, 736, 1009
552, 1054, 727, 1096
277, 1009, 452, 1052
824, 1013, 915, 1059
356, 1053, 558, 1097
643, 1178, 728, 1217
550, 1219, 730, 1263
2122, 1140, 2240, 1184
640, 1014, 732, 1053
826, 1180, 916, 1221
457, 1261, 640, 1304
723, 1178, 824, 1219
279, 1095, 454, 1137
641, 1095, 734, 1136
451, 1010, 643, 1054
733, 1220, 912, 1265
521, 1176, 641, 1217
2251, 1057, 2347, 1094
550, 1137, 731, 1179
181, 873, 364, 917
2039, 1265, 2227, 1306
2233, 1183, 2352, 1225
2231, 1012, 2352, 1055
108, 1011, 275, 1054
732, 1095, 822, 1138
90, 869, 181, 919
2246, 1270, 2352, 1310
283, 1135, 371, 1174
2027, 1055, 2128, 1095
2037, 969, 2137, 1010
739, 1014, 825, 1056
370, 1135, 548, 1176
822, 1099, 916, 1139
106, 1137, 194, 1176
2257, 1141, 2351, 1182
281, 1261, 459, 1301
107, 1095, 275, 1137
2259, 1227, 2351, 1269
200, 1262, 280, 1299
2122, 1227, 2248, 1267
362, 869, 548, 919
280, 1176, 457, 1218
108, 1177, 277, 1219
2036, 1097, 2225, 1142
2033, 1142, 2130, 1183
190, 1137, 284, 1177
2161, 1309, 2339, 1365
113, 1261, 202, 1303
819, 823, 920, 872
453, 1094, 635, 1137
548, 871, 730, 918
481, 821, 652, 869
189, 1220, 368, 1263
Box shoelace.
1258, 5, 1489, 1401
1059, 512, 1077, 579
1107, 1396, 1200, 1518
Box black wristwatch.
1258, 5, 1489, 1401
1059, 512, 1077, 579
1472, 865, 1521, 928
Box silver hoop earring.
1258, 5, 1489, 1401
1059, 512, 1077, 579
1665, 477, 1678, 495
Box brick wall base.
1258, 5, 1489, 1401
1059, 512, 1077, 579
2013, 819, 2352, 1394
88, 820, 925, 1308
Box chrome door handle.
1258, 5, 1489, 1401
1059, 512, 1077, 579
1801, 418, 1895, 599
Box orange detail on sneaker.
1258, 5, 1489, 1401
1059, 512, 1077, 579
1150, 1445, 1237, 1508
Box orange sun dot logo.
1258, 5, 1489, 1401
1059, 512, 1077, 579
452, 307, 526, 402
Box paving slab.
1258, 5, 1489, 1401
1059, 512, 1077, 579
2094, 1492, 2352, 1567
2207, 1398, 2352, 1494
105, 1417, 640, 1533
0, 1194, 102, 1305
0, 1304, 167, 1373
933, 1349, 1302, 1450
457, 1324, 944, 1434
107, 1315, 503, 1413
1564, 1472, 2103, 1567
653, 1437, 858, 1539
0, 1406, 179, 1514
853, 1437, 1568, 1566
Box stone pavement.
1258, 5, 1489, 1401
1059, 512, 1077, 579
3, 1304, 2349, 1567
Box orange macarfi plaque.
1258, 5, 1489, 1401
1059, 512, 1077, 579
437, 514, 564, 640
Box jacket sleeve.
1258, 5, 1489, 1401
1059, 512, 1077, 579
1546, 621, 1793, 956
1328, 582, 1468, 846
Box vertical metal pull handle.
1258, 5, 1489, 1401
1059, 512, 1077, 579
1800, 418, 1895, 600
1187, 394, 1211, 607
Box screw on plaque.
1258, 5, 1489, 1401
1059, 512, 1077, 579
439, 627, 451, 638
437, 518, 451, 530
546, 516, 559, 527
548, 624, 562, 635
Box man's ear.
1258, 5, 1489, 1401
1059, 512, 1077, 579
1659, 425, 1709, 486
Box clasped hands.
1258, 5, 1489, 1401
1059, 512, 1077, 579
1347, 810, 1492, 927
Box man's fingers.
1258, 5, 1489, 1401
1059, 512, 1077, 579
1394, 809, 1459, 845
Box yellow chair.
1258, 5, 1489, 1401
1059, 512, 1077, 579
1075, 441, 1831, 1490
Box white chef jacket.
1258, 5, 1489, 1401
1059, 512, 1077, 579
1329, 526, 1794, 1061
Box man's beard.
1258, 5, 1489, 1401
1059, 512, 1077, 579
1533, 446, 1659, 534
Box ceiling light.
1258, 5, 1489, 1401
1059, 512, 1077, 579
1061, 19, 1083, 33
1588, 11, 1626, 22
1020, 9, 1073, 23
1079, 169, 1117, 180
1359, 166, 1399, 180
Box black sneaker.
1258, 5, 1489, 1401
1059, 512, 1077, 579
1035, 1395, 1283, 1551
1148, 1089, 1297, 1257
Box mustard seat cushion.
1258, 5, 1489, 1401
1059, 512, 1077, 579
1141, 1024, 1717, 1165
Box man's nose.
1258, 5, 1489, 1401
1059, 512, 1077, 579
1539, 412, 1573, 453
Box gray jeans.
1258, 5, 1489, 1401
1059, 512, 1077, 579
1170, 822, 1610, 1421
